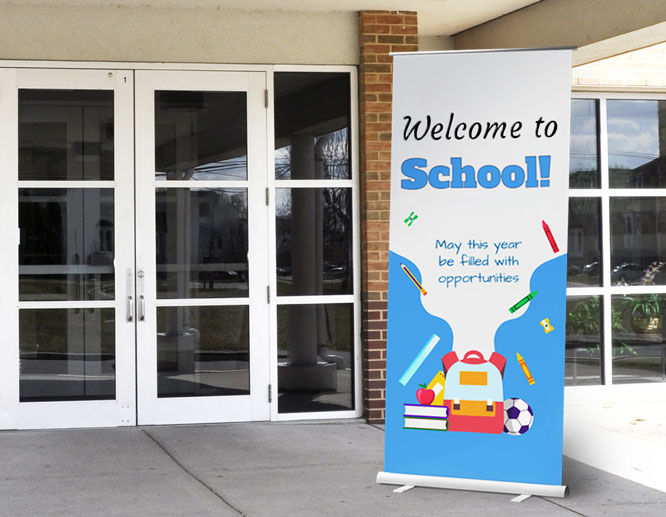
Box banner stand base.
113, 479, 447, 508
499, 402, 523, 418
377, 471, 569, 498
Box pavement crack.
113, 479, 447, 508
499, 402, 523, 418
142, 429, 245, 516
539, 496, 588, 516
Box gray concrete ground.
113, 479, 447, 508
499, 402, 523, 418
1, 421, 665, 516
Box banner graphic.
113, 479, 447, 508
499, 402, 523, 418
382, 49, 572, 490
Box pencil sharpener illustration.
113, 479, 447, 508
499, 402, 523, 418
540, 318, 554, 334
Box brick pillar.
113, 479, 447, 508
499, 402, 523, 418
359, 11, 418, 423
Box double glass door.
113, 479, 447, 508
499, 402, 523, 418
0, 68, 270, 428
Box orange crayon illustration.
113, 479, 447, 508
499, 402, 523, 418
516, 353, 535, 385
400, 263, 427, 295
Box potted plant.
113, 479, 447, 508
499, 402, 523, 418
625, 294, 662, 334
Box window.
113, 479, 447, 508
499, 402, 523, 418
567, 94, 666, 386
273, 71, 359, 415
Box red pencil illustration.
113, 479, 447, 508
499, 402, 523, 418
542, 220, 559, 253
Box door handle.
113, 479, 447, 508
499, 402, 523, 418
126, 268, 135, 322
137, 268, 145, 322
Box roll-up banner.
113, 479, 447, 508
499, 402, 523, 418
378, 49, 572, 497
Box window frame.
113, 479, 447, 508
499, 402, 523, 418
267, 65, 362, 421
569, 91, 666, 389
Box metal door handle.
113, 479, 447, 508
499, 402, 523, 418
126, 268, 135, 322
137, 268, 145, 322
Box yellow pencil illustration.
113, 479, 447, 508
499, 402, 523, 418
516, 353, 535, 385
400, 263, 427, 295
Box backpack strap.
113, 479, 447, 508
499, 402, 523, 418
488, 352, 506, 377
442, 351, 459, 375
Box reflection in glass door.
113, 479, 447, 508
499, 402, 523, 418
135, 71, 269, 425
0, 68, 135, 429
271, 71, 360, 419
1, 66, 356, 429
19, 188, 116, 401
155, 188, 250, 398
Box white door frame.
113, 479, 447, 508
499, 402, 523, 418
134, 70, 270, 425
0, 68, 136, 429
0, 68, 20, 430
0, 62, 361, 429
266, 65, 363, 421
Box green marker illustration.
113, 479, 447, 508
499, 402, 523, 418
509, 290, 538, 314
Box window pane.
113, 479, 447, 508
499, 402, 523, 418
155, 91, 247, 180
570, 99, 600, 188
157, 306, 249, 398
19, 90, 114, 181
567, 198, 602, 287
612, 294, 666, 384
610, 197, 666, 285
156, 188, 248, 299
20, 308, 115, 401
276, 188, 353, 296
566, 296, 603, 386
608, 100, 666, 188
277, 303, 354, 413
274, 72, 350, 180
19, 188, 115, 301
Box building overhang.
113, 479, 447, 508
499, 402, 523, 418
453, 0, 666, 65
3, 1, 664, 65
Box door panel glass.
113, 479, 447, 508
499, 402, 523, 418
612, 294, 666, 383
156, 188, 248, 299
19, 188, 115, 301
565, 296, 603, 386
19, 90, 114, 181
274, 72, 350, 180
608, 100, 666, 188
276, 188, 352, 296
19, 308, 115, 401
155, 91, 247, 181
610, 197, 666, 286
157, 306, 250, 398
277, 303, 354, 413
567, 197, 602, 287
569, 99, 600, 189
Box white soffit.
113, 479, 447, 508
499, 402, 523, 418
8, 0, 542, 36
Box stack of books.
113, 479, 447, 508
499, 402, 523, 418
403, 403, 448, 431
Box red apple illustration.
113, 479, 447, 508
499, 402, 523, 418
415, 383, 435, 405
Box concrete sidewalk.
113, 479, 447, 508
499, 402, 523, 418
564, 387, 666, 494
1, 421, 665, 516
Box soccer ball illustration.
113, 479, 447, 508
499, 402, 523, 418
503, 398, 533, 435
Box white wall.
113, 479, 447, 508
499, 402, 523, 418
572, 41, 666, 89
0, 4, 359, 65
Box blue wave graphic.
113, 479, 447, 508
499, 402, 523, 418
384, 250, 567, 485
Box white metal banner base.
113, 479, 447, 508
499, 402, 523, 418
377, 472, 568, 498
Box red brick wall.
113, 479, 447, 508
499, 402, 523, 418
359, 11, 418, 423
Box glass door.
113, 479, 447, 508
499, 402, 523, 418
0, 68, 136, 429
135, 71, 270, 425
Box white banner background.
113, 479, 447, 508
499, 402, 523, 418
383, 48, 572, 489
